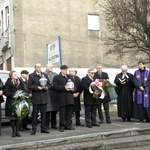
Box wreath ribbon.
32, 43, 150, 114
89, 85, 105, 99
15, 100, 29, 117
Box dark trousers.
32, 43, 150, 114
46, 111, 57, 128
85, 105, 98, 126
59, 105, 73, 129
75, 111, 81, 124
32, 104, 47, 131
98, 102, 110, 121
10, 119, 20, 133
20, 115, 29, 129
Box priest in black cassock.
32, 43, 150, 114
114, 65, 134, 121
132, 61, 150, 122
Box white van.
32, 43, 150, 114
0, 70, 10, 119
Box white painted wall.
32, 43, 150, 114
14, 67, 137, 83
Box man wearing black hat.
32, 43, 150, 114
53, 65, 74, 132
19, 70, 32, 131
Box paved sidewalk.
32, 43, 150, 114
1, 112, 150, 150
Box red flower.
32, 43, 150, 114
106, 83, 109, 87
89, 79, 116, 99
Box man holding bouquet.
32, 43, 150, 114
81, 68, 100, 128
94, 64, 112, 124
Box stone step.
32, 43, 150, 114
1, 127, 150, 150
43, 134, 150, 150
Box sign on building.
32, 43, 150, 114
46, 36, 62, 66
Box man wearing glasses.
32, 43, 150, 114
81, 68, 100, 128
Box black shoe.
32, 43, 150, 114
12, 132, 16, 137
65, 127, 75, 130
127, 118, 131, 122
16, 132, 21, 137
122, 118, 126, 121
59, 128, 64, 132
146, 120, 150, 122
87, 125, 93, 128
52, 126, 58, 129
140, 120, 143, 122
76, 123, 84, 126
106, 118, 112, 124
107, 120, 112, 124
19, 128, 25, 131
24, 127, 31, 130
99, 120, 103, 124
41, 130, 49, 134
31, 130, 36, 135
92, 123, 100, 126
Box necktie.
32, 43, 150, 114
73, 76, 75, 81
99, 73, 102, 78
38, 73, 41, 77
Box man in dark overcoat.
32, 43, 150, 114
44, 64, 59, 129
19, 70, 32, 131
81, 68, 100, 128
94, 64, 112, 124
28, 63, 50, 135
53, 65, 74, 132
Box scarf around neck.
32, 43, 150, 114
136, 69, 149, 107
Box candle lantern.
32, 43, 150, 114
39, 74, 47, 89
66, 79, 74, 91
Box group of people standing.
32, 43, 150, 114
1, 61, 150, 137
114, 61, 150, 122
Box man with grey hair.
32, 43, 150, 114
44, 64, 58, 129
114, 65, 134, 121
121, 65, 128, 71
28, 62, 50, 135
81, 68, 100, 128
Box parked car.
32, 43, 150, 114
0, 71, 10, 119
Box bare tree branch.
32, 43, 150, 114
100, 0, 150, 62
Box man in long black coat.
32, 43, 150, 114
53, 65, 74, 132
114, 65, 134, 121
28, 63, 50, 135
94, 64, 112, 124
132, 61, 150, 122
82, 68, 100, 128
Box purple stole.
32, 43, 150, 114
136, 69, 149, 107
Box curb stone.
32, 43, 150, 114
1, 127, 150, 150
